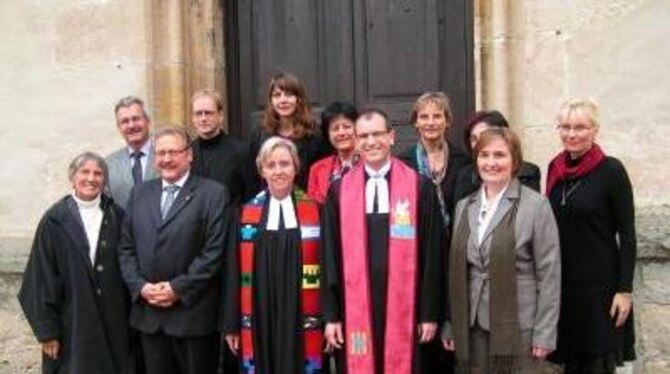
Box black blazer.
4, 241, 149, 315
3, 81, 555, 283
119, 174, 230, 337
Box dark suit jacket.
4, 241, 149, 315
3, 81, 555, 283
119, 174, 230, 337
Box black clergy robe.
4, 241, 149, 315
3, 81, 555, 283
321, 175, 445, 373
18, 195, 130, 374
191, 131, 249, 205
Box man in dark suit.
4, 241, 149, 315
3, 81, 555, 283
106, 96, 159, 209
119, 126, 230, 374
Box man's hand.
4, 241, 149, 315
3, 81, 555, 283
418, 322, 437, 343
42, 339, 60, 360
441, 338, 455, 351
531, 346, 553, 359
324, 322, 344, 352
225, 334, 240, 356
610, 293, 633, 328
140, 282, 179, 307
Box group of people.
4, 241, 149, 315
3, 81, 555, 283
18, 72, 636, 374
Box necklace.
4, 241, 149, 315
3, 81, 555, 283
561, 180, 581, 206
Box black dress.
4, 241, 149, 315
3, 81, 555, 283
18, 195, 130, 374
321, 175, 445, 373
247, 129, 325, 195
224, 195, 309, 374
548, 156, 636, 371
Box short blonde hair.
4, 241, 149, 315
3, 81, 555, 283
556, 98, 600, 129
410, 91, 453, 126
192, 89, 224, 112
255, 136, 301, 175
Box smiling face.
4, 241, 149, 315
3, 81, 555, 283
154, 134, 193, 184
356, 113, 394, 170
328, 115, 356, 154
558, 109, 598, 159
477, 136, 514, 190
192, 95, 223, 140
72, 160, 105, 201
415, 101, 449, 142
261, 146, 296, 199
270, 87, 298, 119
116, 103, 151, 150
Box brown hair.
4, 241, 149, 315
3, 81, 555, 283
409, 92, 453, 127
473, 128, 523, 177
262, 72, 315, 139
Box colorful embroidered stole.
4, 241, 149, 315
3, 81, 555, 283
339, 159, 418, 374
239, 190, 323, 374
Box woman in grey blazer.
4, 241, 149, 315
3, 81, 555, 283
442, 128, 561, 373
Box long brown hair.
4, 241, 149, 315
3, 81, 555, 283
262, 72, 315, 139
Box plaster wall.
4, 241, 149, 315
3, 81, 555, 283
0, 0, 151, 267
516, 0, 669, 207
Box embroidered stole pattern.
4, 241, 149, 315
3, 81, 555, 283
239, 190, 323, 374
339, 159, 418, 374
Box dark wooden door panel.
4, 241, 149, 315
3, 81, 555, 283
227, 0, 473, 151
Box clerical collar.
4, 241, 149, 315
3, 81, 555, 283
128, 139, 152, 158
364, 160, 391, 178
162, 171, 190, 190
364, 160, 391, 214
266, 194, 298, 230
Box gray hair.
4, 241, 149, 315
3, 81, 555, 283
114, 96, 149, 119
68, 151, 109, 186
256, 136, 301, 175
154, 126, 192, 147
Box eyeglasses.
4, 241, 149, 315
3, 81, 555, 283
155, 147, 189, 158
193, 110, 217, 118
356, 130, 389, 141
556, 123, 593, 133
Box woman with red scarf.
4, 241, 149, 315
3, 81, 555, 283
547, 99, 637, 373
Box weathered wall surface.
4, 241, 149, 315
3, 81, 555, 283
0, 0, 151, 269
520, 0, 670, 207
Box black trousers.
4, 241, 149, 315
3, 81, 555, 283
141, 332, 219, 374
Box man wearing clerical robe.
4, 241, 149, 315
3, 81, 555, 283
321, 108, 445, 374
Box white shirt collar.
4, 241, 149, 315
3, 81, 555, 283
266, 194, 298, 230
128, 138, 152, 157
162, 171, 190, 190
364, 160, 391, 178
477, 183, 509, 245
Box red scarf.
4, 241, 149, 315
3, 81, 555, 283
546, 143, 605, 195
339, 158, 418, 374
238, 190, 322, 374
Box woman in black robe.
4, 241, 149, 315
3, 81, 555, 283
547, 99, 636, 373
224, 137, 324, 374
18, 152, 130, 374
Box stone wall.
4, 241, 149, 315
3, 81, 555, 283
0, 0, 151, 266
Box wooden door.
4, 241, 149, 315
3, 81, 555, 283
226, 0, 473, 151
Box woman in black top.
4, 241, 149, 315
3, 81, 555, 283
453, 110, 541, 203
547, 99, 636, 373
248, 72, 323, 195
399, 92, 471, 229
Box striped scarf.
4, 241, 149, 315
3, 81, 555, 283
239, 189, 323, 373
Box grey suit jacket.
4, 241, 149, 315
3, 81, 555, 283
446, 178, 561, 349
118, 174, 230, 336
106, 145, 158, 209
